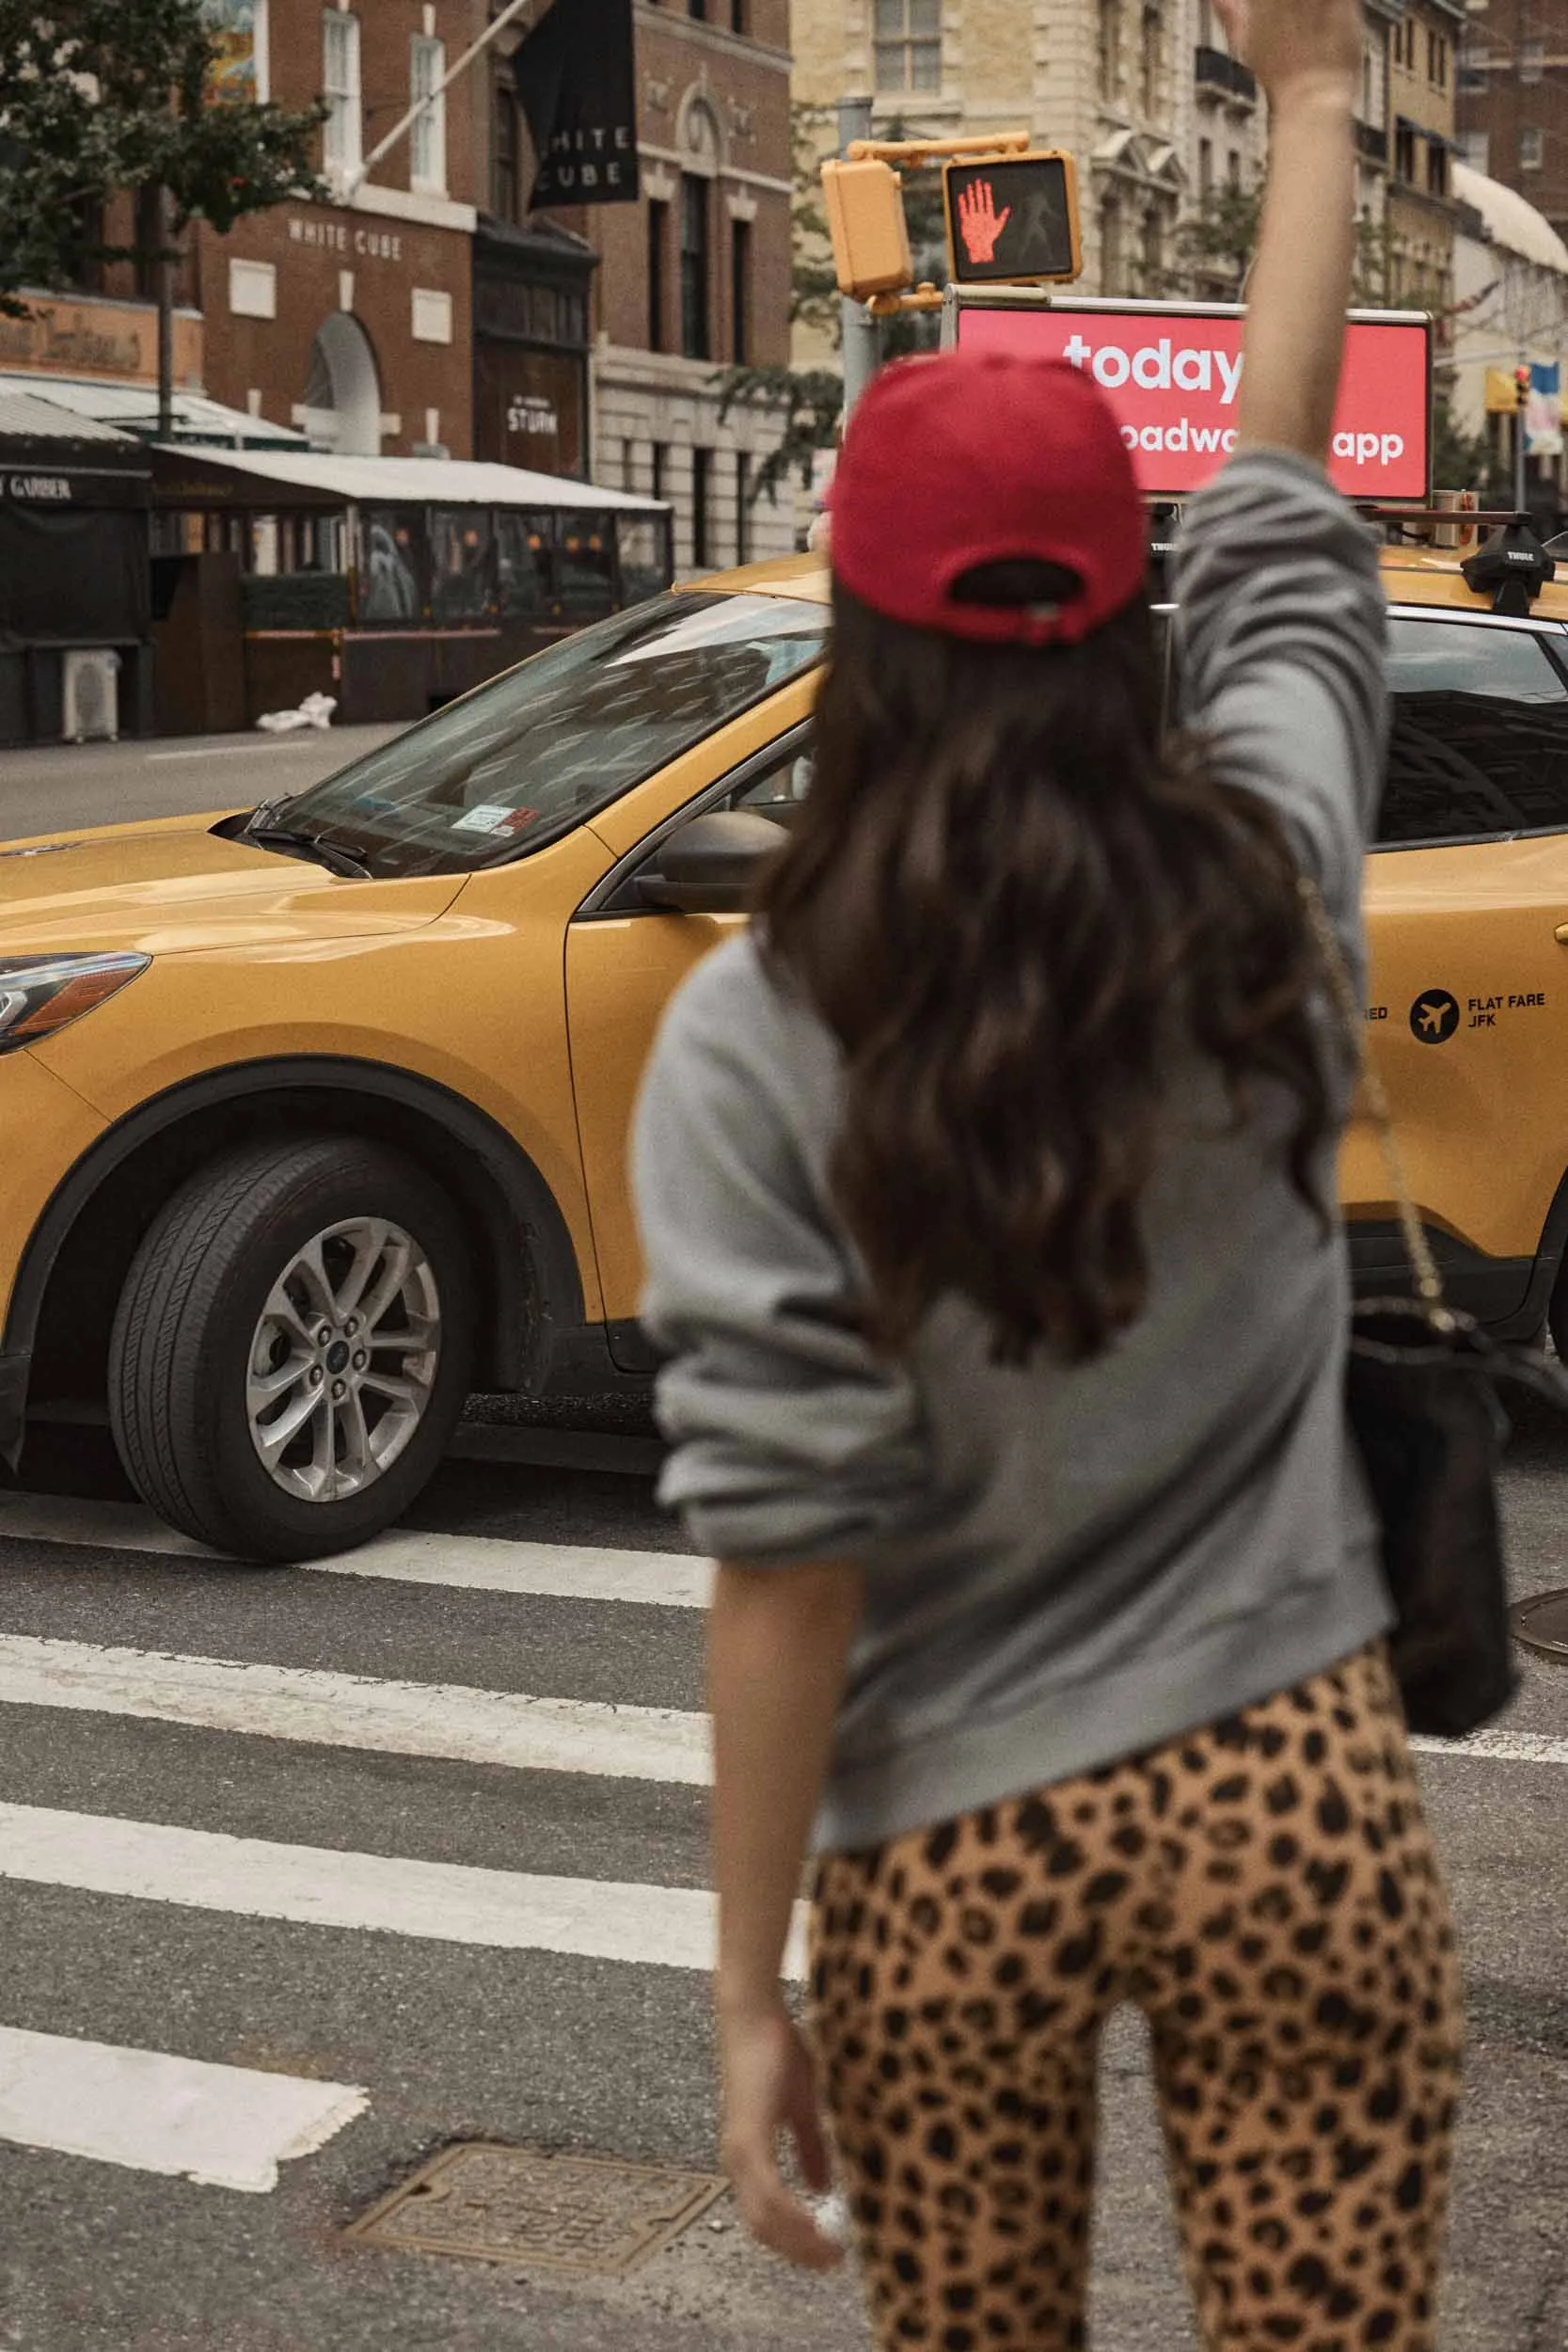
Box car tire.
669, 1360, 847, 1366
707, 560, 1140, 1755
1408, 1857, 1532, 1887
108, 1137, 474, 1562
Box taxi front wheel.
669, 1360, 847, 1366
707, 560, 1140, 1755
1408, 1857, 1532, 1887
108, 1137, 474, 1562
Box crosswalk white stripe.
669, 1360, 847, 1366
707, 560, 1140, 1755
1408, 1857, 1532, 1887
0, 1634, 711, 1784
0, 2023, 367, 2193
0, 1803, 809, 1978
0, 1493, 710, 1609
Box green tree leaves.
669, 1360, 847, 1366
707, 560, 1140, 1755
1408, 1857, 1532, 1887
0, 0, 325, 315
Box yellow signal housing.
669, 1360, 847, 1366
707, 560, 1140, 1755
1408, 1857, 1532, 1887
821, 158, 913, 301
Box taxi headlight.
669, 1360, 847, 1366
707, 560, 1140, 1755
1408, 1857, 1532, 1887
0, 952, 150, 1055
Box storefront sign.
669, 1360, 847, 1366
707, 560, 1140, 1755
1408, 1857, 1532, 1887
507, 394, 561, 438
1, 468, 150, 508
288, 216, 404, 262
0, 297, 202, 385
953, 298, 1433, 501
476, 344, 586, 476
517, 0, 640, 207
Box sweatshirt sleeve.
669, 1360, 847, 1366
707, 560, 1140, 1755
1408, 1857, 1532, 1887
1172, 450, 1389, 924
632, 947, 927, 1567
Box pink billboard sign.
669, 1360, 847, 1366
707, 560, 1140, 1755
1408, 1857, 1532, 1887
955, 301, 1432, 502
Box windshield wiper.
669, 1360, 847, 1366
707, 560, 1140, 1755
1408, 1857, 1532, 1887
245, 822, 371, 880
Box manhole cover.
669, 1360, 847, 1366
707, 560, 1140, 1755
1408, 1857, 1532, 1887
1513, 1587, 1568, 1663
348, 2142, 728, 2276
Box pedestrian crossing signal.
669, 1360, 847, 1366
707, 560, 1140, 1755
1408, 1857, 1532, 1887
943, 152, 1083, 287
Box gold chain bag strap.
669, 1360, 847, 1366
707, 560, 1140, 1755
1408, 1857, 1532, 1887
1300, 876, 1528, 1735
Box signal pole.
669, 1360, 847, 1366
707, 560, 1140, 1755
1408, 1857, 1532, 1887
837, 96, 881, 422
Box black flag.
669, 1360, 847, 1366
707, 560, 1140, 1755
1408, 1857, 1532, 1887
516, 0, 640, 209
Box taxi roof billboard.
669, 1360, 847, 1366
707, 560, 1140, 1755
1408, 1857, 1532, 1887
945, 291, 1433, 504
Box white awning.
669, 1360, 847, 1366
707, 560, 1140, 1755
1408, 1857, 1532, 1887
150, 443, 671, 515
0, 373, 308, 449
1453, 162, 1568, 276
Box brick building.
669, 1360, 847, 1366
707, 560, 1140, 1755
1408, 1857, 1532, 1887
1458, 0, 1568, 250
198, 0, 486, 460
486, 0, 795, 571
0, 0, 488, 460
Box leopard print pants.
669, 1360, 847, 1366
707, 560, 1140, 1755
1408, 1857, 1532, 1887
808, 1644, 1463, 2351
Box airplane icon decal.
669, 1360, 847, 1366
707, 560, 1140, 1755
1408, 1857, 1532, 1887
1409, 991, 1460, 1044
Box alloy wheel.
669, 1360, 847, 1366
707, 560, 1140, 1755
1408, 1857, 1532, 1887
245, 1216, 441, 1503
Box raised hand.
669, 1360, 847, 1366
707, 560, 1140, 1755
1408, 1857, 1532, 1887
957, 178, 1012, 266
1213, 0, 1362, 103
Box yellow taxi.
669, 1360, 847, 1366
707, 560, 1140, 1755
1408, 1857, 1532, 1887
1, 532, 1566, 1559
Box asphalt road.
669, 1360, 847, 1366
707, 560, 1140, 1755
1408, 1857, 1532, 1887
0, 725, 404, 843
1, 726, 1565, 2346
0, 1406, 1566, 2352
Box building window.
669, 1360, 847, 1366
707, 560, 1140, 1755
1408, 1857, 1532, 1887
1197, 137, 1212, 198
1521, 40, 1544, 87
1227, 147, 1241, 188
1100, 198, 1123, 294
647, 199, 668, 350
1141, 209, 1165, 292
411, 36, 447, 194
735, 452, 752, 565
1395, 123, 1417, 183
1461, 129, 1489, 175
731, 0, 748, 27
874, 0, 941, 94
1428, 31, 1447, 89
1139, 6, 1162, 117
680, 174, 710, 359
689, 0, 707, 15
494, 79, 520, 220
731, 216, 752, 365
1098, 0, 1122, 104
1521, 125, 1544, 173
1426, 142, 1448, 200
323, 9, 362, 178
652, 442, 669, 502
692, 447, 712, 568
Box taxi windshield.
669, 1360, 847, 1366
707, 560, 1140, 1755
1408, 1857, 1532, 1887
267, 592, 828, 879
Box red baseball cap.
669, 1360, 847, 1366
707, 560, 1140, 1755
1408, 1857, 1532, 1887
829, 348, 1148, 647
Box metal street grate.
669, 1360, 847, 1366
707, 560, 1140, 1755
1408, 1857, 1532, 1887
1513, 1588, 1568, 1665
348, 2142, 728, 2276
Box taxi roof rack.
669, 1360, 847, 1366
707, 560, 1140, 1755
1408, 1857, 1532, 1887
1457, 516, 1557, 615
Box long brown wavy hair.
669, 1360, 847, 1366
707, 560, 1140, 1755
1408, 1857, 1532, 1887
756, 571, 1334, 1366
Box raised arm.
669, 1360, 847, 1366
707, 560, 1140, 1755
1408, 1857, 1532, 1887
1219, 0, 1363, 466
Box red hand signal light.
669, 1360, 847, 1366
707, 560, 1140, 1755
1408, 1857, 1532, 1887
943, 153, 1082, 286
957, 179, 1012, 266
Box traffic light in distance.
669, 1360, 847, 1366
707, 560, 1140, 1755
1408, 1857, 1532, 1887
821, 159, 913, 301
943, 152, 1083, 285
1516, 365, 1532, 411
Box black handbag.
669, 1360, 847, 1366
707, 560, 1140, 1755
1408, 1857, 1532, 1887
1304, 882, 1567, 1738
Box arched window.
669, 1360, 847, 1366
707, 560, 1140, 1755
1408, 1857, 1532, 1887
304, 312, 382, 456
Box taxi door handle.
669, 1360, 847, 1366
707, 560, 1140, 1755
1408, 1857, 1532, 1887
1556, 924, 1568, 944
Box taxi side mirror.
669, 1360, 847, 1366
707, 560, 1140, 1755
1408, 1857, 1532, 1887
634, 810, 788, 914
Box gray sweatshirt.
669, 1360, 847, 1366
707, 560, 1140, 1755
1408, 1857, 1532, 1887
632, 451, 1392, 1853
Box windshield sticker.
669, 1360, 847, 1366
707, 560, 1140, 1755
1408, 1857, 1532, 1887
451, 804, 515, 834
1410, 991, 1460, 1044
